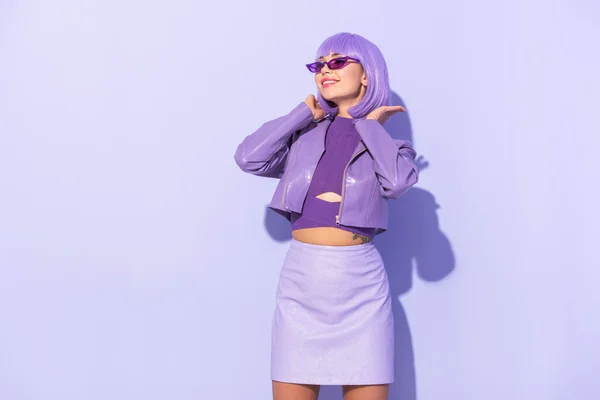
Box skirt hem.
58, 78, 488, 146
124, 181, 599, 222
271, 376, 394, 386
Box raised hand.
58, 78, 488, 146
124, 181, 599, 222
365, 105, 406, 125
305, 94, 326, 121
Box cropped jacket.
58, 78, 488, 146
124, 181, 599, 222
234, 102, 419, 234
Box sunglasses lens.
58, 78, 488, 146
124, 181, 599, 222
329, 58, 348, 70
306, 62, 323, 73
307, 57, 355, 73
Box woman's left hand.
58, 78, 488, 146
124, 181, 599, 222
365, 105, 406, 125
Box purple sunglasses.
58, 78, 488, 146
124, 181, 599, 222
305, 56, 361, 73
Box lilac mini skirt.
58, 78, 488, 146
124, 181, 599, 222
270, 238, 394, 385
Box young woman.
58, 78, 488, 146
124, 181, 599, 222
234, 32, 419, 400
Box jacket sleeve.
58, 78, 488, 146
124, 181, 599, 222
234, 102, 314, 178
354, 119, 419, 199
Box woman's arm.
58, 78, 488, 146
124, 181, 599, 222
354, 119, 419, 199
234, 102, 314, 178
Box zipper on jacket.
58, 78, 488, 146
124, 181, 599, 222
336, 147, 367, 225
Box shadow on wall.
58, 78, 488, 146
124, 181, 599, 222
263, 91, 456, 400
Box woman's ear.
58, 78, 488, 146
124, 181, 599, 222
362, 73, 368, 87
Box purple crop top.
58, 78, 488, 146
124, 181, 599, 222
290, 116, 378, 239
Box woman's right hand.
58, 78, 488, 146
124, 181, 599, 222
305, 94, 326, 121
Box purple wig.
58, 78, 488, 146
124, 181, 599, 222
314, 33, 391, 119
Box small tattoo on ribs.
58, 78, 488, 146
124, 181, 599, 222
352, 234, 371, 243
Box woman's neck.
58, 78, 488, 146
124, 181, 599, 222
335, 89, 365, 118
336, 108, 353, 118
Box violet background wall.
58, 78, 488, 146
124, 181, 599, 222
1, 1, 598, 399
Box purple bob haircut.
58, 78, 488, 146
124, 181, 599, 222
314, 32, 391, 119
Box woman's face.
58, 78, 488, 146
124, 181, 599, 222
314, 51, 367, 107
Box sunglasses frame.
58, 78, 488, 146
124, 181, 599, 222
305, 56, 361, 73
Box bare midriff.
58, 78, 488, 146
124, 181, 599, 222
291, 192, 373, 246
292, 227, 372, 246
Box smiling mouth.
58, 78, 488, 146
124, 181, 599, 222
322, 80, 338, 88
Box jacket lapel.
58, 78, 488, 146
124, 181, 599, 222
301, 118, 331, 153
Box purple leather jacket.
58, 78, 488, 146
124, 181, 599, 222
234, 102, 419, 234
